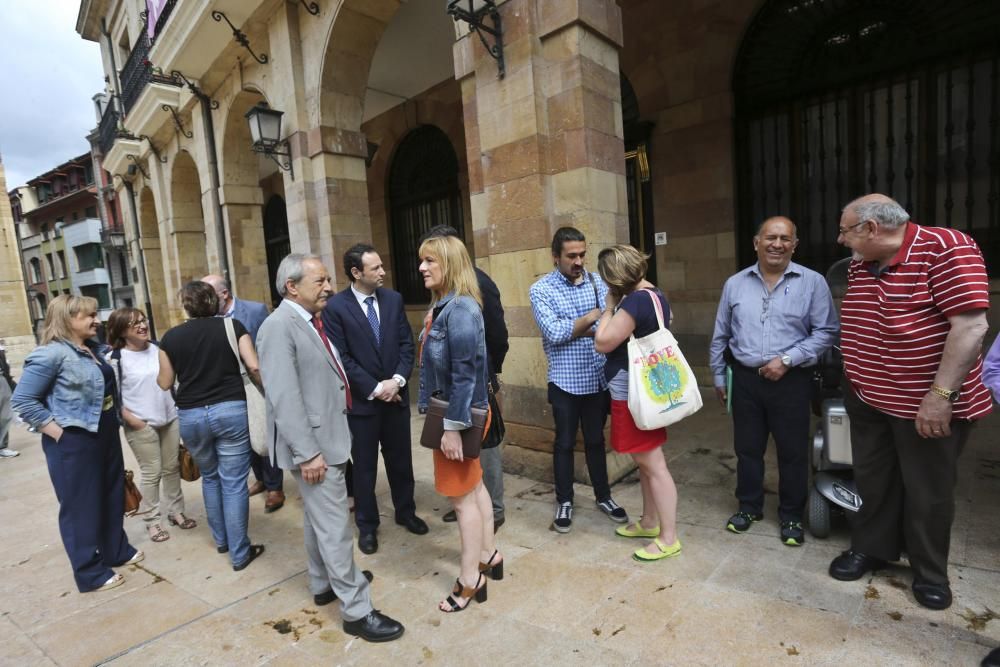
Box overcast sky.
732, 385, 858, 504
0, 1, 106, 190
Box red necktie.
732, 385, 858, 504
312, 314, 352, 410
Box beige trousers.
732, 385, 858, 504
125, 420, 184, 523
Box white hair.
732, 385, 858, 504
846, 197, 910, 229
275, 253, 321, 296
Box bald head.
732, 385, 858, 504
755, 216, 797, 238
843, 194, 909, 229
201, 274, 231, 314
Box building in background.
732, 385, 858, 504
0, 155, 36, 369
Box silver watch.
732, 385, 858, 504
780, 354, 792, 367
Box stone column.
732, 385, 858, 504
218, 186, 270, 305
0, 158, 36, 367
455, 0, 633, 483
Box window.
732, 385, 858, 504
45, 254, 55, 278
118, 253, 130, 285
72, 211, 79, 221
57, 251, 67, 278
80, 285, 110, 309
29, 258, 42, 283
85, 206, 97, 218
388, 125, 464, 304
74, 243, 104, 271
734, 0, 1000, 276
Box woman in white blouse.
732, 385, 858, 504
106, 308, 195, 542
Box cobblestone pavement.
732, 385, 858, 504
2, 396, 998, 666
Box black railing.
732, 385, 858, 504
119, 25, 179, 115
97, 102, 120, 155
151, 0, 177, 44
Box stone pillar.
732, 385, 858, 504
455, 0, 633, 484
218, 186, 270, 305
0, 157, 36, 368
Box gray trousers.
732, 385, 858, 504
292, 462, 373, 621
0, 380, 11, 448
480, 444, 504, 519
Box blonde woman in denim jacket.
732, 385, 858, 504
11, 296, 142, 593
417, 235, 501, 613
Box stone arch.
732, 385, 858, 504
168, 150, 209, 297
217, 88, 273, 304
137, 185, 169, 334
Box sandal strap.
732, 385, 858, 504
478, 549, 501, 571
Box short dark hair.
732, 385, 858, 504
551, 226, 586, 256
419, 224, 461, 245
180, 281, 219, 318
343, 243, 376, 282
106, 307, 146, 349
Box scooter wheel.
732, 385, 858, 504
808, 485, 831, 538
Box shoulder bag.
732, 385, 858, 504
124, 469, 142, 516
223, 318, 269, 457
626, 289, 703, 429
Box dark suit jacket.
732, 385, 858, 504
323, 286, 414, 417
476, 267, 509, 377
231, 298, 269, 344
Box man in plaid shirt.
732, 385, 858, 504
530, 227, 628, 533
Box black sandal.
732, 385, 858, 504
232, 544, 265, 571
439, 572, 487, 613
479, 549, 504, 580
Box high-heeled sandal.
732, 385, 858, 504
168, 513, 197, 529
147, 523, 170, 542
479, 549, 504, 580
439, 572, 487, 612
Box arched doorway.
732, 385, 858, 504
263, 195, 290, 308
621, 72, 657, 284
388, 125, 463, 304
734, 0, 1000, 275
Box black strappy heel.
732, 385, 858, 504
479, 549, 504, 580
440, 572, 487, 612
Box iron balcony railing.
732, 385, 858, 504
119, 23, 179, 115
97, 102, 120, 155
151, 0, 177, 43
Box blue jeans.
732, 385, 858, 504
177, 401, 252, 566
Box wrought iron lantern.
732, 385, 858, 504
245, 102, 294, 177
446, 0, 504, 79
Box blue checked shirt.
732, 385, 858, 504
529, 269, 608, 395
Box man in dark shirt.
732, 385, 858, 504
420, 226, 509, 530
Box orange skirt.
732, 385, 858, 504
433, 449, 483, 497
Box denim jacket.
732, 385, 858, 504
11, 339, 118, 433
418, 292, 489, 430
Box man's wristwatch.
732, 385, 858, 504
929, 384, 959, 402
780, 354, 792, 367
393, 376, 405, 389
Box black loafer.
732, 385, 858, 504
442, 510, 457, 523
829, 549, 886, 581
395, 515, 429, 535
314, 570, 374, 606
358, 532, 378, 555
342, 610, 405, 643
981, 646, 1000, 667
233, 544, 265, 572
912, 579, 952, 610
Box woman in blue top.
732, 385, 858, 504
417, 234, 501, 612
11, 295, 143, 592
594, 245, 681, 562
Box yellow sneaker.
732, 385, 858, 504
615, 522, 660, 539
633, 538, 682, 562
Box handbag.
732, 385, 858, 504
223, 318, 269, 457
481, 383, 505, 450
626, 289, 703, 429
420, 395, 489, 459
124, 469, 142, 516
178, 443, 200, 482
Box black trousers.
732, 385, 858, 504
844, 385, 971, 585
731, 363, 812, 521
548, 383, 611, 505
250, 450, 283, 491
348, 402, 417, 534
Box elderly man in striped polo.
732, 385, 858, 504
829, 193, 993, 611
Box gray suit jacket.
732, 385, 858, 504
256, 300, 352, 470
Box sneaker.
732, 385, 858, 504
726, 511, 763, 533
780, 521, 805, 546
0, 448, 19, 458
553, 502, 573, 533
596, 498, 628, 523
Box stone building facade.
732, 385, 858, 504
77, 0, 999, 482
0, 158, 36, 370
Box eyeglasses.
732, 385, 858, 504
838, 220, 870, 235
129, 318, 148, 328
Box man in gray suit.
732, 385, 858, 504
256, 254, 404, 643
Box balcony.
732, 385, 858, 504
97, 102, 121, 155
148, 0, 178, 45
119, 23, 179, 116
100, 227, 128, 251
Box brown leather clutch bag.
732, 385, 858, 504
420, 396, 488, 459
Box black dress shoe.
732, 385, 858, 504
395, 515, 429, 535
912, 579, 952, 610
829, 549, 886, 581
314, 570, 374, 606
342, 610, 405, 643
982, 646, 1000, 667
358, 532, 378, 554
442, 510, 457, 523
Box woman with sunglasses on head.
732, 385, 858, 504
11, 296, 143, 592
106, 307, 194, 544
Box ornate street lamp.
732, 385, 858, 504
446, 0, 504, 79
245, 102, 294, 178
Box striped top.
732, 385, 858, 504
841, 222, 993, 421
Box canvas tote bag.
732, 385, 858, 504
627, 289, 703, 429
223, 318, 269, 456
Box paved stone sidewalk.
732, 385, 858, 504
1, 400, 998, 666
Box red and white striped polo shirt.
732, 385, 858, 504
841, 222, 993, 421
